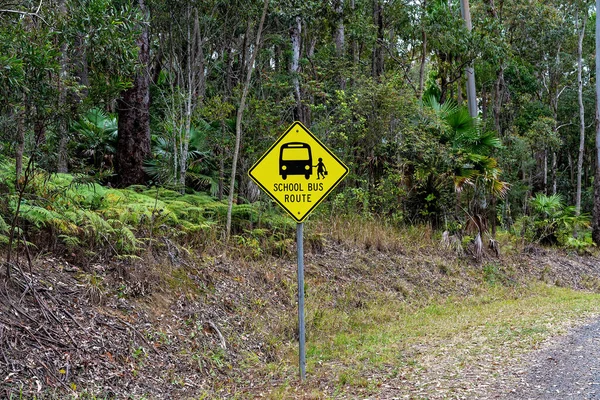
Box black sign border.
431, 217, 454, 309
248, 121, 349, 223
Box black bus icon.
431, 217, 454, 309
279, 142, 312, 180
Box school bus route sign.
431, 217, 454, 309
248, 121, 349, 223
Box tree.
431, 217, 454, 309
592, 0, 600, 243
226, 0, 269, 239
575, 6, 587, 215
115, 0, 150, 187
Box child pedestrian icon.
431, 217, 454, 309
315, 158, 327, 180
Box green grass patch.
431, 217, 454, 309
257, 284, 600, 399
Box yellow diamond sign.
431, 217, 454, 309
248, 121, 349, 222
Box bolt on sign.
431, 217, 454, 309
248, 121, 349, 222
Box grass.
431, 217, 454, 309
248, 283, 600, 399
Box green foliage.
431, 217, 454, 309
71, 108, 118, 168
0, 155, 296, 256
516, 193, 592, 248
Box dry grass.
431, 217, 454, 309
310, 215, 435, 254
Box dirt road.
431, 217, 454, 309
501, 318, 600, 399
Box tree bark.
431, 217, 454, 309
350, 0, 359, 86
115, 0, 151, 187
372, 0, 384, 80
460, 0, 477, 118
576, 11, 586, 215
334, 0, 346, 90
15, 106, 24, 182
178, 4, 195, 192
290, 16, 303, 122
593, 0, 600, 243
594, 0, 600, 242
56, 0, 69, 173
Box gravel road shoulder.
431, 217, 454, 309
498, 317, 600, 399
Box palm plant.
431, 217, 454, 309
71, 108, 118, 169
145, 123, 217, 194
424, 95, 508, 258
423, 94, 507, 198
525, 193, 591, 246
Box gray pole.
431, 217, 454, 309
296, 222, 306, 380
460, 0, 478, 118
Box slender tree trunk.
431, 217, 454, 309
179, 5, 194, 191
194, 8, 206, 103
226, 0, 269, 239
543, 149, 548, 194
593, 0, 600, 244
372, 0, 384, 80
56, 0, 69, 173
552, 152, 557, 195
15, 106, 24, 182
493, 67, 504, 134
334, 0, 346, 90
291, 15, 303, 122
115, 0, 151, 187
350, 0, 359, 86
418, 0, 427, 99
576, 12, 586, 215
482, 86, 488, 120
460, 0, 477, 118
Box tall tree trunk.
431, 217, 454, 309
492, 67, 504, 134
419, 32, 427, 99
178, 4, 194, 191
351, 0, 359, 86
15, 106, 24, 182
194, 8, 206, 103
372, 0, 384, 80
460, 0, 477, 118
291, 16, 303, 122
593, 0, 600, 244
543, 149, 548, 194
552, 152, 557, 195
226, 0, 269, 239
576, 12, 586, 215
334, 0, 346, 90
56, 0, 68, 173
115, 0, 150, 187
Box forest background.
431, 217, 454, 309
1, 0, 600, 263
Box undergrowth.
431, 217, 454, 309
0, 158, 294, 261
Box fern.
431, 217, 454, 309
77, 209, 115, 242
232, 204, 258, 221
19, 204, 62, 228
177, 193, 216, 206
59, 234, 81, 248
0, 214, 8, 233
111, 221, 141, 253
179, 220, 213, 233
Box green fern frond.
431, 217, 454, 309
19, 204, 62, 228
0, 214, 8, 233
113, 223, 141, 253
179, 220, 213, 233
59, 234, 81, 248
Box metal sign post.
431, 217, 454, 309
247, 121, 348, 381
297, 222, 306, 380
